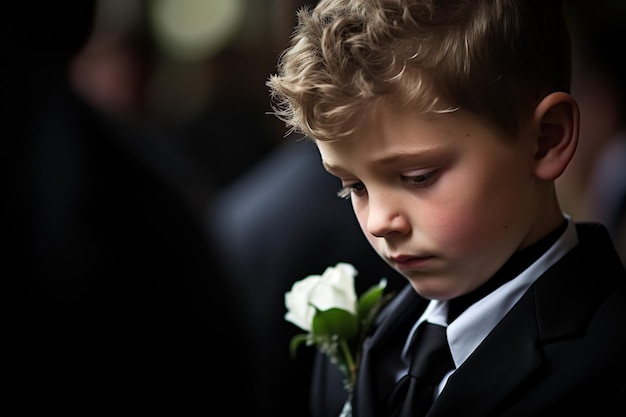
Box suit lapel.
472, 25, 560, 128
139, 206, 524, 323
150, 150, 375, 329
430, 292, 543, 416
355, 285, 428, 417
367, 285, 424, 347
532, 223, 623, 340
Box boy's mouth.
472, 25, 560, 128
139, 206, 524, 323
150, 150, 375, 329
389, 254, 435, 270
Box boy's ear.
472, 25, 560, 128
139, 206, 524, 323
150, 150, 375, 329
532, 92, 579, 180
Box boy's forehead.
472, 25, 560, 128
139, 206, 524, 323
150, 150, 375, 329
314, 103, 518, 172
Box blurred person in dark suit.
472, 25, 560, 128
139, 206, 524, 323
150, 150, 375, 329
69, 0, 279, 191
559, 0, 626, 265
4, 2, 249, 413
208, 138, 406, 417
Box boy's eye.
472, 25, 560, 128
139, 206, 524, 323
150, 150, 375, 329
337, 182, 365, 200
336, 171, 438, 200
402, 170, 438, 187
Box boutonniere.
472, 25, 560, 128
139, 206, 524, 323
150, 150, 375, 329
284, 262, 394, 417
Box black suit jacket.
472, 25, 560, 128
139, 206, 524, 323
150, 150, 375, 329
312, 223, 626, 417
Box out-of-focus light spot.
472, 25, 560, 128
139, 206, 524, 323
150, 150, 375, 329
150, 0, 245, 62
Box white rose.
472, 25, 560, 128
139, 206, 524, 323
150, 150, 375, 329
284, 262, 358, 332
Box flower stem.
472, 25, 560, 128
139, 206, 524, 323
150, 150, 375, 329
340, 339, 356, 389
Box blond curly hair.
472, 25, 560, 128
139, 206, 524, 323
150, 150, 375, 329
267, 0, 571, 142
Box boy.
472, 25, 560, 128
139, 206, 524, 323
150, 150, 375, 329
268, 0, 626, 416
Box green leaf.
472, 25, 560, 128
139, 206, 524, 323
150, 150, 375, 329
357, 280, 387, 319
312, 308, 358, 339
289, 334, 310, 358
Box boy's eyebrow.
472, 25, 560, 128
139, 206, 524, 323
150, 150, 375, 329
370, 151, 436, 165
370, 148, 446, 167
323, 148, 444, 174
322, 161, 349, 175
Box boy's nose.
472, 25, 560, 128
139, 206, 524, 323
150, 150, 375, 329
366, 194, 410, 238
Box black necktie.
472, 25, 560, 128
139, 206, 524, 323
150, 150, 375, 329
386, 322, 454, 417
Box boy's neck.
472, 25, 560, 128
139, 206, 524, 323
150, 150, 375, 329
447, 217, 568, 322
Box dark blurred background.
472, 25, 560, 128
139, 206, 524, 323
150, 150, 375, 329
66, 0, 299, 190
559, 0, 626, 264
4, 0, 625, 416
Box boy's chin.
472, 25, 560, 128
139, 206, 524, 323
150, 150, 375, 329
407, 278, 467, 301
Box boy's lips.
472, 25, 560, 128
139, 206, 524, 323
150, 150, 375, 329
389, 254, 435, 270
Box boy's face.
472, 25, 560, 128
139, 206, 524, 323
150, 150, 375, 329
317, 105, 543, 300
